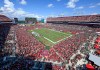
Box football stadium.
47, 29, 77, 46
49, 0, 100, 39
0, 0, 100, 70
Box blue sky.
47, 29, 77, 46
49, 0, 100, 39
0, 0, 100, 20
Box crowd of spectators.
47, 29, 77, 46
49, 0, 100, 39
47, 14, 100, 23
1, 23, 100, 70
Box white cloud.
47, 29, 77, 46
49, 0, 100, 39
59, 13, 65, 16
73, 11, 85, 15
48, 4, 54, 8
13, 8, 26, 16
0, 0, 43, 19
75, 6, 84, 9
66, 0, 79, 8
13, 9, 43, 19
57, 0, 61, 2
0, 0, 15, 12
48, 15, 56, 17
89, 3, 100, 8
77, 6, 84, 9
89, 5, 96, 8
91, 13, 98, 15
0, 9, 3, 12
20, 0, 27, 5
97, 3, 100, 6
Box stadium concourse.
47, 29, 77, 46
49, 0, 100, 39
0, 14, 100, 70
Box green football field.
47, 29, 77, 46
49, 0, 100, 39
29, 28, 72, 49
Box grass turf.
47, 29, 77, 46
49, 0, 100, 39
29, 28, 72, 49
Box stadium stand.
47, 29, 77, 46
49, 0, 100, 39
47, 14, 100, 24
1, 14, 100, 70
0, 14, 12, 23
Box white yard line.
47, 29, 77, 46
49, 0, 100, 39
43, 29, 72, 44
55, 35, 72, 44
44, 37, 55, 44
32, 30, 72, 44
43, 35, 72, 44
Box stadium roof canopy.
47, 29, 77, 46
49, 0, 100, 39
0, 14, 12, 22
